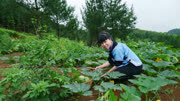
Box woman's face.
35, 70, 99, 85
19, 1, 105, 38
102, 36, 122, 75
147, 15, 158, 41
101, 39, 112, 50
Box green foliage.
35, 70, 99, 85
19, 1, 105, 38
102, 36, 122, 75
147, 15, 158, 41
13, 34, 106, 67
0, 0, 35, 32
129, 74, 178, 94
168, 28, 180, 35
119, 92, 141, 101
62, 17, 80, 40
128, 29, 180, 48
82, 0, 136, 45
119, 84, 141, 101
142, 64, 157, 75
0, 29, 180, 100
42, 0, 74, 39
59, 67, 86, 83
97, 90, 118, 101
63, 83, 92, 96
120, 84, 142, 97
126, 41, 180, 72
82, 0, 106, 45
84, 59, 107, 67
94, 82, 122, 92
0, 0, 75, 35
22, 81, 59, 100
0, 67, 72, 100
158, 70, 180, 79
0, 68, 33, 100
19, 40, 55, 68
104, 0, 136, 40
106, 71, 125, 79
81, 69, 104, 81
0, 30, 13, 54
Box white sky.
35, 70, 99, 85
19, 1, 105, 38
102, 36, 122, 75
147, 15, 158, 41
66, 0, 180, 32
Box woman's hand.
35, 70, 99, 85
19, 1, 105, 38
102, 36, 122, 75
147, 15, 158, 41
95, 62, 110, 70
95, 66, 101, 70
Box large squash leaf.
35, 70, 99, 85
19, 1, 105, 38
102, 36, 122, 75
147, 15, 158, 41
62, 83, 92, 96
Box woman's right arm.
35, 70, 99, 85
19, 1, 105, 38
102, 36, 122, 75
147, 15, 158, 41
95, 62, 110, 70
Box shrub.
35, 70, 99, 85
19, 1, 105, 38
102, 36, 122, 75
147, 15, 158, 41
0, 30, 13, 54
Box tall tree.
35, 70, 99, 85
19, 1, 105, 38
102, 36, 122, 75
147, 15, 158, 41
0, 0, 52, 35
0, 0, 33, 31
82, 0, 136, 45
42, 0, 74, 39
64, 17, 79, 40
17, 0, 45, 37
105, 0, 136, 40
82, 0, 106, 45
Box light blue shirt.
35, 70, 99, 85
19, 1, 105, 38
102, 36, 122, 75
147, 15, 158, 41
111, 43, 142, 67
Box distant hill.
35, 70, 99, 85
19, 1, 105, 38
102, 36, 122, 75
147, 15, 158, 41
128, 29, 180, 48
168, 28, 180, 35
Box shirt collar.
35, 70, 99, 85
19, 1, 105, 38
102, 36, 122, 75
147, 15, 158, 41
109, 41, 114, 52
109, 41, 118, 52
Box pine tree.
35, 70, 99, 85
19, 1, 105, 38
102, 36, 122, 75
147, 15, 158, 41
82, 0, 136, 45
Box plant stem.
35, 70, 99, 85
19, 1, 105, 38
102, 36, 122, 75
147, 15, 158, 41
145, 92, 148, 101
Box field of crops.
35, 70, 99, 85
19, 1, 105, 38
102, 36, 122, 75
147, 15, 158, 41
0, 29, 180, 101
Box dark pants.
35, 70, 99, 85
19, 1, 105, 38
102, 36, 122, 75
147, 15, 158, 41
113, 63, 143, 83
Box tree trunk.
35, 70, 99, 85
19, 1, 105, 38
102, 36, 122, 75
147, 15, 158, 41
56, 20, 60, 40
89, 29, 98, 46
35, 0, 40, 36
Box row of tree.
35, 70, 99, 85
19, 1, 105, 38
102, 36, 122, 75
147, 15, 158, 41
0, 0, 136, 45
0, 0, 77, 39
128, 29, 180, 48
168, 28, 180, 35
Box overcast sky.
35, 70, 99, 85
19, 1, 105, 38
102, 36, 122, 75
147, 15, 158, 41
66, 0, 180, 32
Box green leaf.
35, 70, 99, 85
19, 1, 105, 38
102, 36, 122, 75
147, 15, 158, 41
101, 82, 121, 91
94, 82, 122, 92
120, 84, 141, 97
152, 61, 172, 68
0, 94, 6, 101
143, 59, 155, 64
129, 74, 178, 93
109, 90, 118, 101
158, 70, 180, 78
93, 85, 106, 92
103, 90, 110, 99
81, 69, 104, 81
97, 60, 107, 64
119, 92, 141, 101
80, 68, 89, 71
174, 65, 180, 69
97, 89, 118, 101
142, 64, 157, 74
85, 60, 100, 66
62, 83, 91, 95
106, 71, 125, 79
83, 91, 92, 96
174, 71, 180, 79
94, 85, 106, 92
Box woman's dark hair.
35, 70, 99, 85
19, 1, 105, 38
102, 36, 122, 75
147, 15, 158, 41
98, 31, 113, 44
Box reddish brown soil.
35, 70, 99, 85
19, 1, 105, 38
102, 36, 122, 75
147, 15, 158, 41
0, 53, 180, 101
0, 52, 24, 80
11, 36, 24, 39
